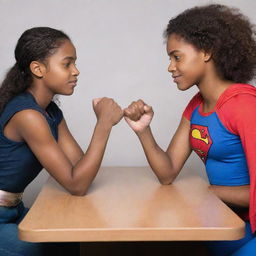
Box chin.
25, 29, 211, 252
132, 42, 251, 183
177, 86, 188, 91
177, 85, 189, 91
177, 83, 194, 91
61, 89, 75, 96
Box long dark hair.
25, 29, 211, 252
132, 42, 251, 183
0, 27, 70, 113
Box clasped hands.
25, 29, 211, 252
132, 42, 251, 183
93, 98, 153, 132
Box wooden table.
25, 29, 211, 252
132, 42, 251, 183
19, 166, 245, 243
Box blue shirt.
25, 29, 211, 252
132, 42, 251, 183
0, 92, 63, 193
183, 84, 254, 186
190, 106, 249, 185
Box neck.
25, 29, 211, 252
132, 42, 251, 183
197, 69, 234, 112
27, 85, 54, 109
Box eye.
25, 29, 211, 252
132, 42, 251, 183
174, 55, 181, 61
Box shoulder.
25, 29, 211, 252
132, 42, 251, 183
219, 93, 256, 120
6, 92, 40, 110
1, 92, 42, 117
0, 93, 43, 128
218, 84, 256, 114
217, 83, 256, 108
183, 93, 203, 120
10, 109, 49, 130
217, 85, 256, 134
12, 109, 55, 142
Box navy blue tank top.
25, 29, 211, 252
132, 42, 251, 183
0, 92, 63, 193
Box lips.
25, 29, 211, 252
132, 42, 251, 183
68, 80, 78, 86
172, 75, 181, 83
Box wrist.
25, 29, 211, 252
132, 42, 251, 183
96, 120, 113, 131
135, 126, 151, 137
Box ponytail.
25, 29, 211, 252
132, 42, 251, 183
0, 63, 30, 113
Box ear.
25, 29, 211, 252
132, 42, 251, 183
29, 61, 46, 78
204, 51, 212, 62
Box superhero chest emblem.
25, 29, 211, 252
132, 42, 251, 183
190, 124, 213, 163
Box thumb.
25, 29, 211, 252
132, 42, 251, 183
92, 98, 103, 107
143, 104, 153, 113
124, 115, 133, 125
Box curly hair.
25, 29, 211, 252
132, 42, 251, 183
0, 27, 70, 113
164, 4, 256, 84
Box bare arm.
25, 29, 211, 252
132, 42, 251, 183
124, 100, 192, 184
209, 185, 249, 208
8, 98, 123, 196
57, 119, 84, 165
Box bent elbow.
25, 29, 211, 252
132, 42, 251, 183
66, 171, 90, 196
69, 189, 88, 196
160, 180, 173, 185
158, 177, 173, 185
66, 184, 89, 196
70, 189, 88, 196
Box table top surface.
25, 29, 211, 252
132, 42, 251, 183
18, 167, 245, 242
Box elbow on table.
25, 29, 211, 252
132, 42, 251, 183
70, 189, 88, 196
157, 171, 178, 185
65, 169, 93, 196
68, 189, 88, 196
152, 166, 177, 185
158, 177, 173, 185
66, 184, 90, 196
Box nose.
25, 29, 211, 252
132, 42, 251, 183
72, 65, 80, 77
168, 61, 176, 73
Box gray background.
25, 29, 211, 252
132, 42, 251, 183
0, 0, 255, 206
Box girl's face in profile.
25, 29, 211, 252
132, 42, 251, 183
166, 33, 209, 91
41, 39, 80, 96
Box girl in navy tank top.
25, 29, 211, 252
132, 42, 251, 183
0, 27, 123, 255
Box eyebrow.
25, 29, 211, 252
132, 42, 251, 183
62, 56, 77, 61
168, 50, 180, 56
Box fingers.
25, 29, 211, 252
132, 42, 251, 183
124, 99, 152, 121
93, 97, 115, 109
93, 98, 124, 115
101, 97, 121, 110
93, 97, 123, 126
92, 98, 152, 124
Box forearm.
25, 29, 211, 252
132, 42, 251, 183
71, 121, 112, 194
136, 127, 178, 184
209, 184, 250, 208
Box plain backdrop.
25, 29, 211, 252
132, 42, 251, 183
0, 0, 255, 207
